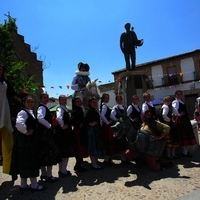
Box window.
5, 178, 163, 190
167, 66, 179, 85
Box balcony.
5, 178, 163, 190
161, 75, 183, 86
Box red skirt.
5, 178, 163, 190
73, 128, 88, 158
102, 123, 120, 155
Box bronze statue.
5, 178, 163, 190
120, 23, 143, 71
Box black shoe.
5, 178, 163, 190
40, 175, 47, 181
182, 153, 193, 158
45, 176, 59, 182
166, 156, 174, 160
58, 171, 72, 177
74, 165, 87, 172
121, 160, 131, 164
12, 174, 18, 181
172, 155, 180, 159
19, 185, 30, 192
91, 165, 103, 170
161, 160, 174, 170
103, 159, 115, 165
31, 185, 47, 192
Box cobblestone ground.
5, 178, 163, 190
1, 146, 200, 200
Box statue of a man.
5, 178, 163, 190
120, 23, 143, 71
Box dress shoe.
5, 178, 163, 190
182, 153, 193, 158
91, 165, 103, 170
74, 165, 87, 172
19, 185, 30, 192
172, 155, 180, 159
46, 176, 59, 182
166, 156, 174, 160
121, 160, 131, 164
40, 175, 47, 181
58, 171, 72, 177
31, 185, 47, 192
12, 174, 18, 181
103, 159, 115, 165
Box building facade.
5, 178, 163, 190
112, 49, 200, 118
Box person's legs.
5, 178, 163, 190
1, 127, 13, 174
130, 48, 136, 70
61, 157, 69, 173
30, 177, 47, 191
46, 166, 53, 177
20, 178, 28, 188
40, 166, 47, 177
124, 53, 131, 71
30, 177, 38, 189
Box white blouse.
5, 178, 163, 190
16, 109, 35, 134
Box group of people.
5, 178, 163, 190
0, 61, 198, 193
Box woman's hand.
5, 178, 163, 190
25, 129, 34, 136
89, 121, 97, 126
151, 132, 166, 140
62, 124, 69, 129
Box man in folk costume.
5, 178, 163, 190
71, 62, 91, 98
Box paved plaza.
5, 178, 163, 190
0, 145, 200, 200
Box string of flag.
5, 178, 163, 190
116, 69, 197, 82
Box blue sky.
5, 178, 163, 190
1, 0, 200, 97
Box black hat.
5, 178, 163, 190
78, 62, 90, 71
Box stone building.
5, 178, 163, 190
12, 32, 43, 106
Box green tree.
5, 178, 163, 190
0, 13, 39, 94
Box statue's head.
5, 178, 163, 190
124, 23, 131, 31
78, 62, 90, 72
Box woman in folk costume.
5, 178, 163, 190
172, 90, 197, 157
56, 95, 76, 177
127, 94, 143, 129
70, 97, 88, 172
142, 92, 157, 119
37, 93, 60, 182
71, 62, 91, 98
160, 96, 179, 159
110, 95, 129, 164
10, 96, 47, 192
0, 64, 21, 178
100, 93, 118, 164
85, 97, 106, 170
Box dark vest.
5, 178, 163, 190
23, 109, 37, 131
160, 106, 172, 123
178, 101, 188, 115
38, 104, 52, 124
146, 103, 157, 119
130, 105, 142, 124
62, 109, 70, 125
100, 104, 111, 121
115, 107, 124, 119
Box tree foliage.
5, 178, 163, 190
0, 13, 39, 94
